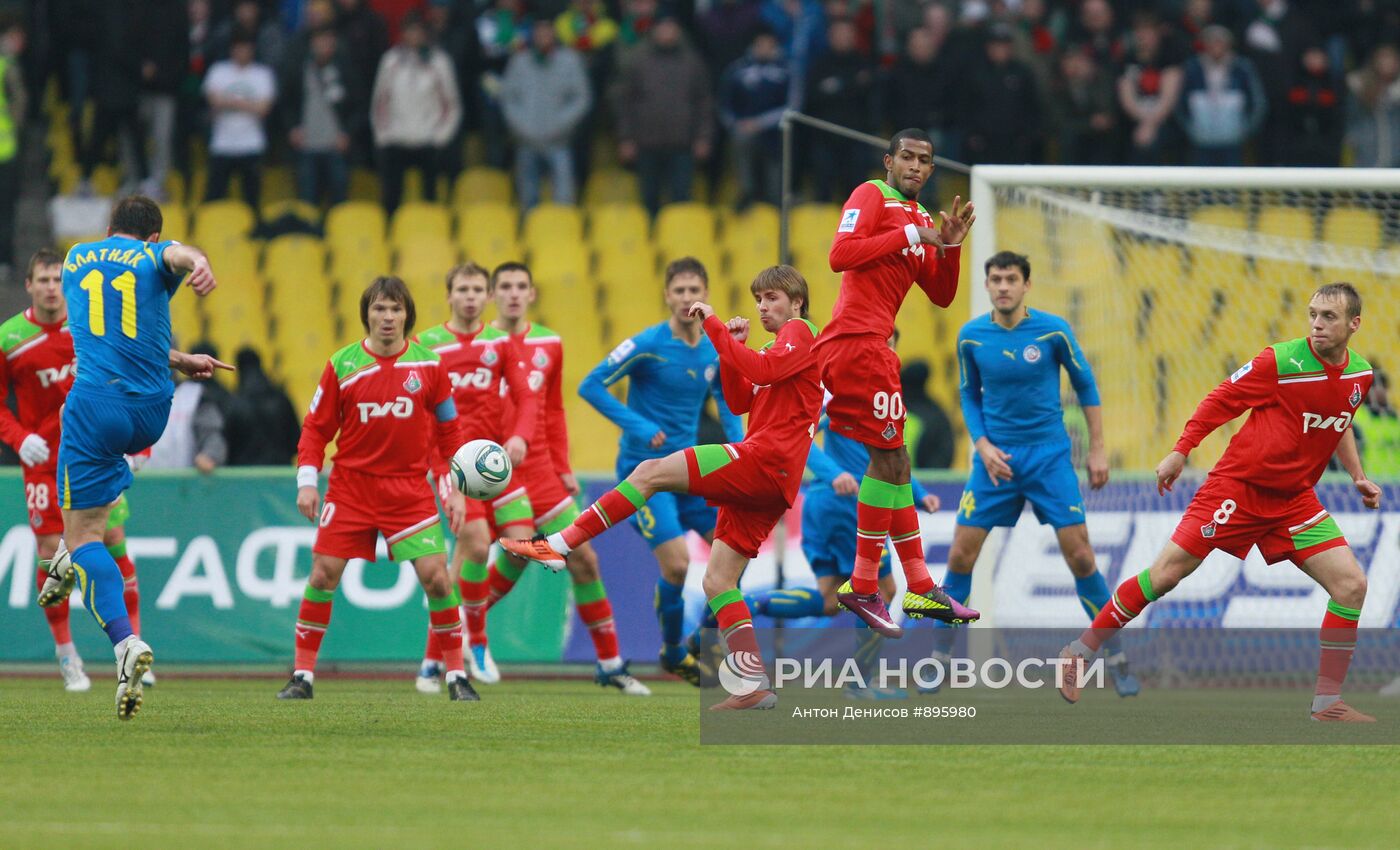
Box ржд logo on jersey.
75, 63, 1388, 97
1301, 411, 1352, 433
358, 396, 414, 422
35, 363, 74, 388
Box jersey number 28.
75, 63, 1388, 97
78, 269, 139, 339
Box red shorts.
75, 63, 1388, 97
22, 467, 62, 536
517, 456, 572, 526
315, 468, 446, 562
684, 443, 788, 559
817, 334, 905, 448
1171, 475, 1349, 566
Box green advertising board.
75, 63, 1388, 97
0, 469, 570, 665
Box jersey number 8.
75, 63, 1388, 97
78, 269, 139, 339
873, 391, 904, 421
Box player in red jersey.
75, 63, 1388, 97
818, 128, 978, 637
475, 261, 650, 694
1059, 283, 1381, 722
0, 250, 148, 691
277, 276, 476, 702
503, 266, 825, 710
413, 262, 539, 689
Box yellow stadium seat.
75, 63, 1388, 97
583, 167, 640, 206
1256, 206, 1314, 241
349, 168, 380, 202
192, 200, 256, 253
207, 239, 260, 284
523, 203, 584, 251
606, 286, 668, 334
274, 307, 338, 382
260, 199, 321, 225
90, 164, 121, 196
453, 168, 513, 206
263, 235, 327, 283
169, 288, 205, 343
160, 203, 190, 244
329, 240, 390, 292
589, 203, 650, 261
457, 203, 521, 269
1190, 204, 1248, 232
531, 245, 593, 325
655, 202, 717, 256
997, 205, 1051, 267
727, 244, 773, 286
394, 239, 461, 308
1322, 207, 1383, 250
596, 250, 657, 295
389, 202, 452, 250
268, 274, 335, 320
720, 203, 780, 259
794, 247, 840, 326
790, 204, 840, 259
262, 166, 295, 203
1188, 247, 1249, 292
204, 276, 269, 355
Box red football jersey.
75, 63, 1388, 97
297, 339, 461, 479
821, 179, 961, 343
704, 315, 823, 506
504, 322, 571, 476
1174, 338, 1373, 493
0, 309, 74, 470
415, 321, 539, 445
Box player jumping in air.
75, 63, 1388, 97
414, 262, 540, 689
3, 250, 154, 692
578, 257, 745, 684
1058, 283, 1380, 722
819, 128, 978, 636
503, 266, 825, 710
279, 276, 475, 702
949, 251, 1138, 696
38, 196, 228, 719
468, 261, 649, 695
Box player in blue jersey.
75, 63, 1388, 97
949, 250, 1137, 695
36, 196, 229, 719
579, 257, 745, 683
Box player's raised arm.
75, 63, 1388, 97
580, 336, 665, 446
829, 182, 925, 272
1173, 348, 1278, 458
161, 242, 217, 295
294, 361, 342, 521
699, 311, 815, 387
912, 197, 974, 308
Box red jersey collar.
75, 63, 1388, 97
25, 307, 66, 332
444, 319, 484, 343
1306, 337, 1348, 372
362, 338, 409, 362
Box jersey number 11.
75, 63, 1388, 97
79, 270, 138, 339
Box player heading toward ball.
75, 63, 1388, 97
1058, 283, 1380, 722
816, 128, 978, 635
281, 276, 476, 702
503, 266, 825, 710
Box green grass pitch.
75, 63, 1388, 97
2, 677, 1397, 849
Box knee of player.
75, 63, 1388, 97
630, 459, 662, 492
700, 572, 733, 600
1063, 548, 1098, 578
308, 557, 344, 591
567, 545, 600, 578
1334, 569, 1367, 609
657, 555, 688, 585
422, 570, 452, 598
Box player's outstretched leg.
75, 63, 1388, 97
1072, 569, 1139, 697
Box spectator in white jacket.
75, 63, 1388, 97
500, 20, 593, 209
369, 11, 461, 212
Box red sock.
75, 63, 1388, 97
854, 503, 892, 596
561, 481, 646, 549
486, 557, 524, 610
460, 576, 489, 647
116, 555, 141, 636
889, 502, 934, 595
574, 579, 619, 661
36, 565, 72, 646
423, 628, 444, 663
1079, 570, 1157, 653
1316, 601, 1361, 702
295, 587, 334, 671
710, 590, 767, 685
429, 598, 466, 675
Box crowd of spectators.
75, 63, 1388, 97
13, 0, 1400, 218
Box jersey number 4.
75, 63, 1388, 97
78, 269, 139, 339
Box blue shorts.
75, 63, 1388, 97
956, 439, 1085, 530
801, 485, 892, 580
57, 388, 170, 510
618, 457, 717, 549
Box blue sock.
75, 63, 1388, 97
72, 541, 133, 646
655, 577, 685, 650
759, 587, 825, 619
1075, 571, 1121, 655
931, 570, 974, 654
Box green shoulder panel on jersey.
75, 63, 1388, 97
479, 325, 509, 341
1344, 349, 1373, 376
398, 340, 441, 364
414, 324, 456, 348
525, 323, 561, 342
329, 340, 378, 382
0, 312, 43, 355
759, 318, 820, 352
1270, 339, 1326, 378
866, 179, 930, 217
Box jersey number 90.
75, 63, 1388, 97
873, 391, 904, 421
78, 270, 139, 339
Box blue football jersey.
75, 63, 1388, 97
956, 309, 1100, 446
579, 322, 745, 462
63, 236, 184, 397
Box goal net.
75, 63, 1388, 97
969, 166, 1400, 473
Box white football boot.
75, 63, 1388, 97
37, 540, 75, 608
114, 637, 154, 720
58, 653, 91, 692
415, 660, 444, 694
469, 645, 501, 684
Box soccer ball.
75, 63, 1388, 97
450, 439, 512, 500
